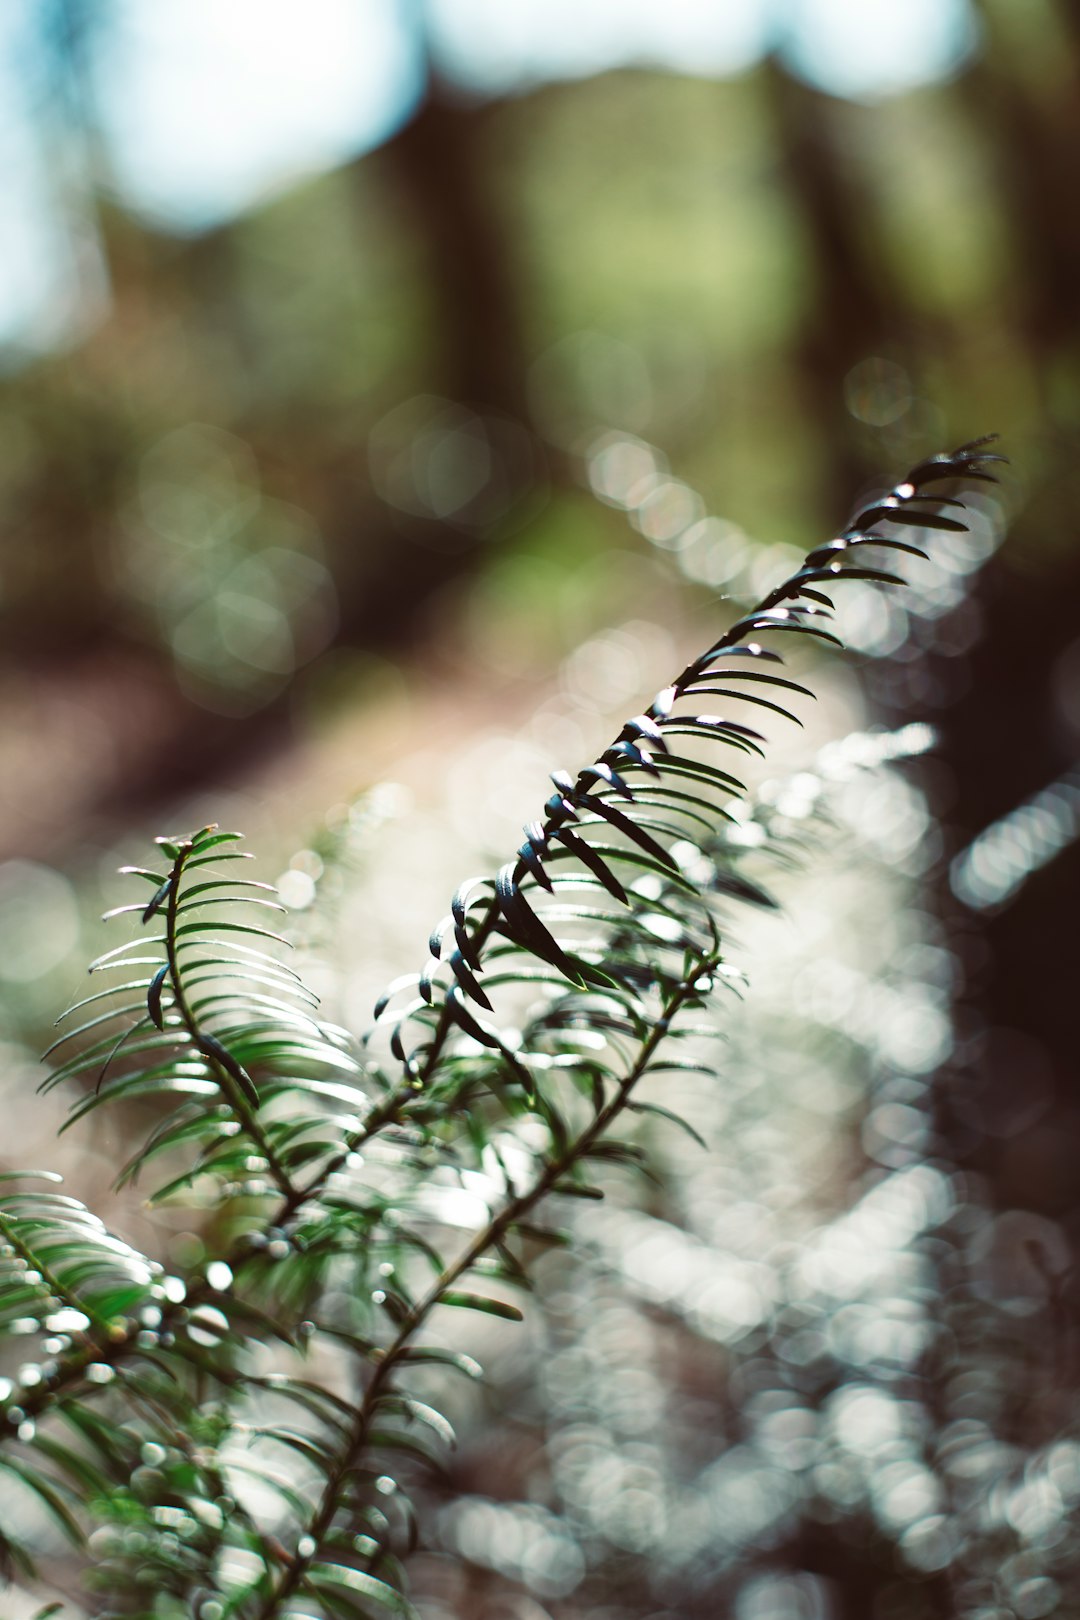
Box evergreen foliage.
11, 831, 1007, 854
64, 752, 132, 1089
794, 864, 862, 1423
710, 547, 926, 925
0, 438, 1004, 1617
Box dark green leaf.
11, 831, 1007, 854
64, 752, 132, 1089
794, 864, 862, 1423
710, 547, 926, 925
571, 790, 681, 871
858, 501, 968, 532
439, 1291, 524, 1321
141, 876, 173, 923
199, 1033, 260, 1107
628, 1101, 709, 1148
496, 865, 592, 986
146, 964, 170, 1030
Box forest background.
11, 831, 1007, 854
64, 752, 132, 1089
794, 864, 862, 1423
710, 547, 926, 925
1, 2, 1079, 1616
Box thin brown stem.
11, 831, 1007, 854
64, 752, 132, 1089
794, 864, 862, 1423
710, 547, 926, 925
254, 953, 718, 1617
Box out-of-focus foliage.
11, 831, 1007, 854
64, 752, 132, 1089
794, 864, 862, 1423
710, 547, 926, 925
0, 1, 1073, 854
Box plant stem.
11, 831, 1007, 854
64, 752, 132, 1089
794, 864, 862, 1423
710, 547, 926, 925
164, 842, 298, 1203
253, 952, 719, 1617
276, 888, 509, 1220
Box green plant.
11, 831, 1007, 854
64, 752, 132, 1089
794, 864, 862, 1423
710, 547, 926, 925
0, 438, 1004, 1618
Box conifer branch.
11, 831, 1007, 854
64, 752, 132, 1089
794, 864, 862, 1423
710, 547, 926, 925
0, 437, 1006, 1611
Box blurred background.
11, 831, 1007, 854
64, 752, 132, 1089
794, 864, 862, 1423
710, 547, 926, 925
2, 0, 1080, 1615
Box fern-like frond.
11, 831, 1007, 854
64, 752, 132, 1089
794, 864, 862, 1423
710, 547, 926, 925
0, 1172, 162, 1575
0, 828, 381, 1581
371, 436, 1003, 1091
0, 440, 1004, 1616
44, 824, 362, 1211
244, 439, 1004, 1617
